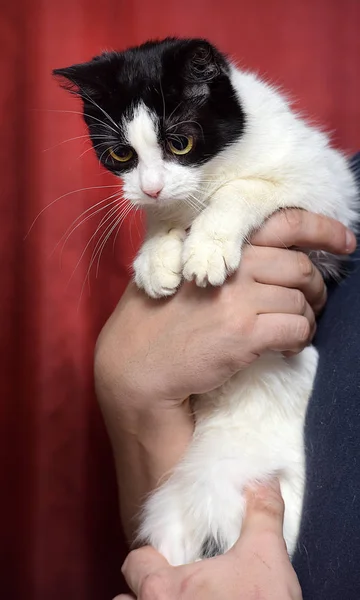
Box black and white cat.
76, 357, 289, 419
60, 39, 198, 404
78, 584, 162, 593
55, 38, 358, 566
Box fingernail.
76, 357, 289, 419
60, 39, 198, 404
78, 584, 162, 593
345, 229, 357, 253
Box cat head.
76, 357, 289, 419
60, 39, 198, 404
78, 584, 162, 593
54, 38, 245, 209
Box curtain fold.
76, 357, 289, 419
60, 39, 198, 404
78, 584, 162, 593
1, 1, 359, 598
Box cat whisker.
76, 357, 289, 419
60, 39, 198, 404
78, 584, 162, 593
184, 194, 204, 214
187, 192, 207, 210
78, 140, 110, 160
42, 134, 105, 153
98, 145, 113, 164
56, 191, 122, 254
76, 208, 128, 310
79, 89, 120, 132
42, 108, 119, 136
166, 100, 184, 123
243, 235, 259, 257
128, 205, 142, 253
166, 119, 204, 139
69, 203, 123, 289
94, 203, 134, 277
167, 133, 185, 145
113, 203, 141, 253
25, 184, 120, 237
56, 193, 125, 262
159, 79, 166, 124
76, 200, 133, 306
60, 199, 123, 269
93, 206, 126, 271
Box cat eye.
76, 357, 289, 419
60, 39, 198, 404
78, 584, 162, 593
167, 135, 194, 156
108, 147, 134, 163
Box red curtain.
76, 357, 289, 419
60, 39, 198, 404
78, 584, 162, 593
1, 1, 359, 598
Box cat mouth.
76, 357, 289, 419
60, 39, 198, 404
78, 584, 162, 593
129, 193, 181, 208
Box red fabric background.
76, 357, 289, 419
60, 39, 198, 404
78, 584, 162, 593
1, 1, 359, 598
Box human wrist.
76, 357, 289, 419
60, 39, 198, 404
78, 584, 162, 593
120, 397, 194, 443
101, 395, 194, 542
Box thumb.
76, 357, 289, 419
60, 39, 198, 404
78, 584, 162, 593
241, 478, 285, 538
121, 546, 169, 596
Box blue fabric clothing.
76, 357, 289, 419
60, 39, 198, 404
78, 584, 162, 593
293, 152, 360, 599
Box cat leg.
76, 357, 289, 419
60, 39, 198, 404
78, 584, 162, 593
138, 440, 249, 565
182, 179, 284, 286
139, 348, 318, 566
280, 345, 319, 557
138, 478, 206, 566
133, 226, 186, 298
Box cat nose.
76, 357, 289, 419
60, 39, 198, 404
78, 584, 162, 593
142, 187, 163, 199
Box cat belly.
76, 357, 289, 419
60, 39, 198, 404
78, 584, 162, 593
138, 345, 318, 565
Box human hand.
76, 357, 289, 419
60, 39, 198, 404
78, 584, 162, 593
94, 209, 355, 536
95, 209, 355, 413
115, 480, 303, 600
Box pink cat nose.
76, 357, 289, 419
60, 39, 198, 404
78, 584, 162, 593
142, 187, 163, 199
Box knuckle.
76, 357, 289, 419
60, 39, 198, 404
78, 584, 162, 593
296, 251, 314, 279
233, 313, 256, 340
261, 498, 285, 522
273, 322, 291, 347
241, 245, 256, 269
141, 572, 170, 600
316, 215, 348, 252
273, 317, 310, 350
121, 548, 140, 575
310, 322, 317, 342
292, 289, 307, 314
295, 316, 311, 344
252, 486, 285, 520
312, 284, 327, 314
282, 208, 304, 234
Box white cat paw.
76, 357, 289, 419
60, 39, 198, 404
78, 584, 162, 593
182, 235, 241, 287
139, 466, 246, 565
134, 229, 186, 298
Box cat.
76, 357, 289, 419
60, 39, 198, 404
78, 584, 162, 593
54, 37, 358, 566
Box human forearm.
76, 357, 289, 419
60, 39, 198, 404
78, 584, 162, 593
98, 390, 193, 542
94, 211, 355, 546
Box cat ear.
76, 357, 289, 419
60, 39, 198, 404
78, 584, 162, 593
183, 40, 228, 84
53, 55, 115, 101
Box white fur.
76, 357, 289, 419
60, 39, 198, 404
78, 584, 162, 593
139, 347, 319, 565
123, 102, 201, 216
124, 68, 358, 565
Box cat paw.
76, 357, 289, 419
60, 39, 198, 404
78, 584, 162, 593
133, 229, 186, 298
139, 467, 246, 566
182, 235, 241, 287
138, 492, 196, 566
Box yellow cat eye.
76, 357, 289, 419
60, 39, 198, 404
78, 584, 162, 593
167, 135, 194, 156
109, 147, 134, 162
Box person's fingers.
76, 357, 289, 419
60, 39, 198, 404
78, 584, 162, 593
255, 285, 316, 333
242, 479, 285, 538
121, 547, 169, 596
251, 209, 356, 254
254, 284, 314, 321
242, 246, 327, 314
253, 312, 313, 355
113, 595, 134, 599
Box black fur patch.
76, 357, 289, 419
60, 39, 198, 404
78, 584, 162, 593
200, 536, 222, 559
53, 38, 245, 173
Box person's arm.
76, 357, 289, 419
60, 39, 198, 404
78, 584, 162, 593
98, 388, 194, 542
117, 480, 303, 600
95, 209, 356, 542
